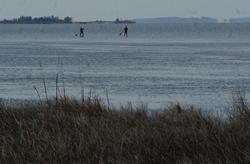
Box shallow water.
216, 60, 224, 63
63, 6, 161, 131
0, 23, 249, 110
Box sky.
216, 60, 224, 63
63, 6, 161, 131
0, 0, 250, 22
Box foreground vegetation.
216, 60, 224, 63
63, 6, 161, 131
0, 92, 249, 163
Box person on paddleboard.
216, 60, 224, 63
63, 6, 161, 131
124, 26, 128, 37
80, 27, 84, 37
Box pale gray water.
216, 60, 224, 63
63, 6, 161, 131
0, 23, 249, 110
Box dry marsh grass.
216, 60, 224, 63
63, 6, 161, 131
0, 93, 249, 163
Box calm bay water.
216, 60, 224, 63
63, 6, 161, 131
0, 23, 249, 110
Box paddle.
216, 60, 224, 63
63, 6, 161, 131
119, 30, 124, 35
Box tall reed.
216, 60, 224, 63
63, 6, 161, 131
0, 92, 249, 163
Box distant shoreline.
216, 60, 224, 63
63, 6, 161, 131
0, 16, 135, 24
0, 20, 136, 25
2, 16, 250, 24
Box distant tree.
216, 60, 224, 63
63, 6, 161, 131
44, 17, 51, 23
38, 17, 44, 21
64, 16, 72, 23
33, 18, 38, 22
116, 18, 119, 22
0, 15, 75, 24
3, 19, 11, 23
26, 16, 32, 22
17, 16, 32, 23
18, 16, 26, 22
54, 16, 60, 22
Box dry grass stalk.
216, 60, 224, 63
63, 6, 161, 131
0, 94, 249, 163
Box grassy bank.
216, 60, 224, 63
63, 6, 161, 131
0, 93, 249, 163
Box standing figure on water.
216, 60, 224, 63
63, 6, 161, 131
80, 27, 84, 37
124, 26, 128, 37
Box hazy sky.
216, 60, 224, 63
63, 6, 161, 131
1, 0, 250, 21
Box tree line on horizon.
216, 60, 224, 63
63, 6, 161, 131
0, 16, 73, 24
0, 16, 136, 24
